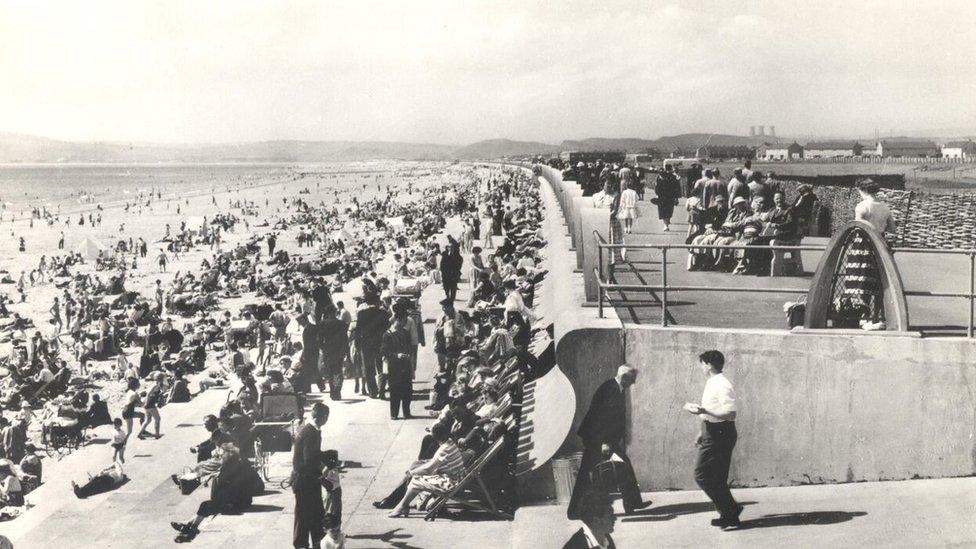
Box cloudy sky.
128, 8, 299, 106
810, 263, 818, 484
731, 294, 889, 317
1, 0, 973, 144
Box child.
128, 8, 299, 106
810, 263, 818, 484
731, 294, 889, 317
110, 418, 127, 463
321, 450, 344, 548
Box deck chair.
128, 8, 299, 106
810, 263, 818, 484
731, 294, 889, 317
423, 415, 517, 521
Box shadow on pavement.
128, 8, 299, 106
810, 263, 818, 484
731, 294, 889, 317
245, 504, 284, 513
741, 511, 867, 529
346, 527, 422, 549
620, 501, 757, 522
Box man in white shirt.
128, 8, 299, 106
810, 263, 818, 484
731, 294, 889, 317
684, 349, 743, 530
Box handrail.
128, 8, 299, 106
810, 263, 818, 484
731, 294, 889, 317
591, 230, 976, 337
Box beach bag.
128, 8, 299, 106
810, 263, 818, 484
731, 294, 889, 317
590, 457, 629, 495
178, 468, 201, 495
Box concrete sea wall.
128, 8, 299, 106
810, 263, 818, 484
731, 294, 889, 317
522, 162, 976, 499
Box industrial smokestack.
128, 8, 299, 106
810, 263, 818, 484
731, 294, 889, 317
758, 126, 765, 136
749, 126, 756, 137
770, 125, 776, 137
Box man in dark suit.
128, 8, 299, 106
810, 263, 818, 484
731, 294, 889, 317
318, 304, 349, 401
568, 365, 649, 519
292, 403, 329, 549
563, 490, 617, 549
354, 293, 390, 398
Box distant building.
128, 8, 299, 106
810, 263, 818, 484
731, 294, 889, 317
757, 142, 803, 161
804, 140, 864, 158
941, 140, 976, 159
876, 139, 940, 158
559, 151, 626, 165
696, 145, 756, 160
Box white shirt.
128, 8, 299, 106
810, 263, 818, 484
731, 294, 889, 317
701, 373, 737, 423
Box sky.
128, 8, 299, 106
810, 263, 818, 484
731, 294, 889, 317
1, 0, 974, 145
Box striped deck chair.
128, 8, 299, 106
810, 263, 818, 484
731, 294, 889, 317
422, 415, 517, 521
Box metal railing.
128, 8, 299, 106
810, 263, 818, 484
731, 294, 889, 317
593, 230, 976, 337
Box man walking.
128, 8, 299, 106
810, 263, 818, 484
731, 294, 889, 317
292, 403, 329, 549
568, 365, 650, 519
684, 349, 742, 530
319, 304, 349, 401
382, 303, 414, 420
354, 293, 390, 398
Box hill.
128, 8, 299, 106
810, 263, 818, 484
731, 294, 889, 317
452, 138, 560, 159
0, 133, 455, 163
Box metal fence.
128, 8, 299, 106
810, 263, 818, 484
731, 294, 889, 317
593, 231, 976, 337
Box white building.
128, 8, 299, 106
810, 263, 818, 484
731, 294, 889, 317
942, 140, 976, 159
804, 140, 864, 158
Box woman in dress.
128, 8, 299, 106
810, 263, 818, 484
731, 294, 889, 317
617, 179, 639, 234
387, 422, 466, 517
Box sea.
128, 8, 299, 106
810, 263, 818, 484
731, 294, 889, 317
0, 161, 422, 215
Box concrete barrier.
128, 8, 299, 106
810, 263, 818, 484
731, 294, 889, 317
578, 207, 610, 302
622, 325, 976, 490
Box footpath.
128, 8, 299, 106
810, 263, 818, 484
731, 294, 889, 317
515, 476, 976, 548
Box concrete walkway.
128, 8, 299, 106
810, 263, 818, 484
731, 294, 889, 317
515, 477, 976, 548
607, 196, 975, 334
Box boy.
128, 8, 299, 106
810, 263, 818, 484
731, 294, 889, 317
321, 450, 344, 548
111, 418, 127, 463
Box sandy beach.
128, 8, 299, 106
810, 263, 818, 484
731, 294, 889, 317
0, 160, 465, 420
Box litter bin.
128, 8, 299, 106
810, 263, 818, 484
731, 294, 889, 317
551, 452, 584, 504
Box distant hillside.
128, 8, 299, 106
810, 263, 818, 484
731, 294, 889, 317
452, 138, 560, 159
0, 133, 454, 163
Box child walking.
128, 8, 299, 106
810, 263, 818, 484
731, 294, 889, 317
111, 418, 127, 463
321, 450, 345, 549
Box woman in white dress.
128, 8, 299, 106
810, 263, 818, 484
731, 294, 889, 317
617, 180, 640, 234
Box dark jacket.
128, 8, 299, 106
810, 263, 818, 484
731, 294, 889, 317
563, 528, 616, 549
211, 454, 263, 510
576, 379, 627, 448
291, 423, 322, 490
381, 326, 413, 385
319, 316, 349, 366
354, 306, 390, 345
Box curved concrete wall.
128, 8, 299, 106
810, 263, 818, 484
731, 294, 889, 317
538, 166, 608, 302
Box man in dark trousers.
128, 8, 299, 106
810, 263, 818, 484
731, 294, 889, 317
292, 403, 329, 549
382, 303, 414, 420
296, 314, 322, 393
267, 233, 277, 256
684, 349, 742, 530
568, 365, 649, 519
439, 239, 463, 302
354, 293, 390, 398
319, 304, 349, 401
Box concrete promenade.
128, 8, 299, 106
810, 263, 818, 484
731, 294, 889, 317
516, 477, 976, 548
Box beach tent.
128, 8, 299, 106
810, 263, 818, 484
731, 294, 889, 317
76, 237, 113, 260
